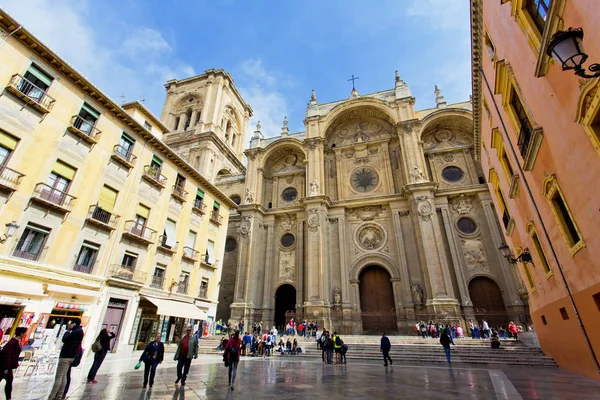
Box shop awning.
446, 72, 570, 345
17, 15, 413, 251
0, 276, 45, 297
145, 297, 208, 320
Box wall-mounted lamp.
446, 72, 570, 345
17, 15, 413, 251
546, 27, 600, 79
498, 244, 532, 264
0, 221, 19, 244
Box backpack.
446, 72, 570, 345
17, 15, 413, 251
91, 337, 102, 353
335, 336, 342, 346
320, 335, 327, 344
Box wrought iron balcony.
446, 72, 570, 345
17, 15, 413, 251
73, 260, 96, 274
108, 264, 147, 284
200, 254, 217, 269
157, 235, 178, 254
192, 199, 205, 215
171, 185, 188, 202
85, 205, 120, 230
122, 220, 156, 244
13, 246, 47, 262
67, 115, 101, 144
517, 119, 533, 158
31, 183, 76, 212
177, 281, 189, 294
198, 288, 208, 299
150, 275, 165, 289
6, 73, 55, 113
0, 166, 25, 191
111, 145, 137, 168
142, 166, 167, 188
182, 246, 199, 262
209, 210, 222, 225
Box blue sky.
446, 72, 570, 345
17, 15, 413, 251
1, 0, 471, 141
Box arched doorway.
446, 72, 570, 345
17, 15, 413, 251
468, 277, 508, 328
274, 284, 296, 331
359, 266, 397, 333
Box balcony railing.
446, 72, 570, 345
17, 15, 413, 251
85, 205, 120, 230
209, 210, 222, 225
73, 262, 95, 274
199, 288, 208, 299
171, 185, 188, 202
31, 183, 76, 212
67, 115, 101, 144
182, 246, 199, 262
177, 281, 189, 294
151, 275, 165, 289
0, 165, 25, 191
158, 235, 178, 253
192, 199, 205, 215
6, 73, 55, 113
13, 246, 47, 262
142, 166, 167, 188
122, 220, 156, 244
517, 120, 532, 158
111, 145, 137, 168
108, 264, 147, 284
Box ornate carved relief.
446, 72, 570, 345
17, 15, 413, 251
307, 208, 320, 232
410, 283, 425, 307
450, 194, 473, 215
348, 205, 384, 221
416, 197, 433, 222
279, 251, 295, 281
410, 166, 427, 183
309, 179, 320, 196
244, 188, 254, 204
461, 239, 488, 271
355, 222, 387, 251
333, 287, 342, 309
327, 119, 393, 147
239, 215, 253, 237
277, 213, 296, 231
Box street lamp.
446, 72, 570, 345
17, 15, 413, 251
498, 244, 532, 264
0, 221, 19, 243
546, 27, 600, 79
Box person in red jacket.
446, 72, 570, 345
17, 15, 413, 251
507, 321, 519, 341
224, 330, 242, 390
0, 327, 27, 400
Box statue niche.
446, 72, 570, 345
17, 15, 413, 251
262, 147, 306, 209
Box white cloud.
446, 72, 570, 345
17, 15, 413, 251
0, 0, 194, 116
405, 0, 468, 30
236, 59, 289, 140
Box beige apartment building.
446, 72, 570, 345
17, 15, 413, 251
0, 10, 235, 354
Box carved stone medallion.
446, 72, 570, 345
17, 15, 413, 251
461, 239, 488, 271
355, 223, 386, 251
307, 208, 320, 232
450, 194, 473, 215
239, 215, 253, 237
416, 197, 433, 222
278, 213, 296, 231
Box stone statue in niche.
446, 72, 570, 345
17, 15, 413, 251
410, 283, 424, 307
333, 286, 342, 309
244, 188, 254, 204
309, 179, 319, 196
410, 166, 426, 183
461, 239, 487, 270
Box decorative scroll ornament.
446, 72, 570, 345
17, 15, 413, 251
239, 215, 253, 237
349, 205, 384, 221
450, 194, 473, 215
307, 208, 320, 232
278, 213, 296, 231
416, 197, 433, 222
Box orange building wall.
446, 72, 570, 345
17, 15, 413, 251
479, 0, 600, 380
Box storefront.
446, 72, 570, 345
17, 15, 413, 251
0, 297, 24, 343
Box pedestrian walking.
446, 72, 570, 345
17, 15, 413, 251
224, 330, 242, 390
174, 325, 198, 386
140, 333, 164, 389
380, 332, 393, 366
0, 327, 26, 400
63, 344, 84, 399
341, 342, 348, 364
48, 319, 84, 400
440, 327, 454, 364
87, 328, 115, 383
507, 321, 519, 341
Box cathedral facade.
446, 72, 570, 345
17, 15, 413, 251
162, 70, 528, 334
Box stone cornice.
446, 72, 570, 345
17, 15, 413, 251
470, 0, 483, 161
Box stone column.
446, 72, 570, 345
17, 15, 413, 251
262, 223, 275, 309
202, 78, 215, 130
349, 280, 362, 333
390, 208, 413, 306
211, 79, 225, 133
230, 214, 254, 319
337, 214, 351, 308
190, 110, 198, 129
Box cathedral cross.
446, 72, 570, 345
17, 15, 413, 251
347, 74, 360, 90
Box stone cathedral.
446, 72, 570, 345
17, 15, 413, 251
161, 69, 529, 334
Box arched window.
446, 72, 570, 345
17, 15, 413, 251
174, 116, 180, 130
184, 109, 192, 131
231, 134, 236, 147
225, 121, 232, 140
195, 110, 202, 124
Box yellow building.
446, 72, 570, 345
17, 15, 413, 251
0, 10, 235, 353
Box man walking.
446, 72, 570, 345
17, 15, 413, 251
482, 320, 490, 339
48, 319, 84, 400
332, 332, 342, 364
0, 327, 26, 400
380, 332, 393, 367
174, 325, 198, 386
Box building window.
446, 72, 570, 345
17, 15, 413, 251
526, 0, 550, 33
13, 224, 50, 261
19, 64, 53, 99
0, 131, 18, 166
484, 30, 496, 59
559, 307, 569, 320
541, 315, 547, 325
527, 223, 552, 277
205, 240, 216, 265
456, 218, 477, 235
281, 187, 298, 201
73, 103, 100, 134
132, 203, 150, 235
74, 242, 99, 274
441, 166, 464, 182
542, 175, 585, 255
489, 169, 513, 234
178, 272, 189, 294
144, 121, 152, 131
199, 278, 209, 298
151, 265, 166, 288
39, 160, 76, 206
150, 155, 163, 172
280, 233, 296, 248
225, 237, 237, 253
593, 292, 600, 312
509, 89, 535, 159
230, 194, 241, 205
116, 133, 135, 161
121, 252, 138, 270
161, 219, 177, 249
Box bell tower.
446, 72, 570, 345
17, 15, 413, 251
160, 69, 252, 181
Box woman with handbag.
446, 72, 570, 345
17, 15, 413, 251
224, 330, 242, 390
139, 333, 164, 389
87, 328, 115, 383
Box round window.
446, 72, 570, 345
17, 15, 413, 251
350, 167, 379, 193
281, 187, 298, 202
280, 233, 296, 248
456, 217, 477, 234
442, 166, 464, 182
230, 195, 241, 205
225, 237, 237, 252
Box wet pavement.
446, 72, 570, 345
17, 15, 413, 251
7, 353, 600, 399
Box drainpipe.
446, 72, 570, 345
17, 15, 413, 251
0, 26, 22, 49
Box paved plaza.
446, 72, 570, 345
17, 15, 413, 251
5, 353, 600, 400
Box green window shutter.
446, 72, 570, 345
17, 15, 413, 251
81, 103, 100, 119
213, 201, 220, 210
27, 64, 53, 87
196, 189, 204, 199
151, 155, 163, 166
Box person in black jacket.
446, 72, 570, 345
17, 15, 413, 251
87, 328, 115, 383
440, 327, 454, 364
140, 333, 164, 389
0, 327, 26, 400
48, 319, 84, 400
380, 332, 393, 367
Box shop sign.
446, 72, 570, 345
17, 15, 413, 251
55, 302, 88, 311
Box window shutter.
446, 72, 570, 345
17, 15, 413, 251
136, 203, 150, 219
52, 160, 76, 180
151, 155, 163, 166
81, 103, 100, 119
207, 240, 216, 264
186, 231, 196, 248
0, 131, 19, 150
27, 64, 53, 87
98, 185, 118, 212
196, 189, 204, 199
213, 201, 220, 210
164, 219, 177, 247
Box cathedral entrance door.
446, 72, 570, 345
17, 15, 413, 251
274, 284, 296, 331
359, 266, 397, 333
468, 277, 508, 328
